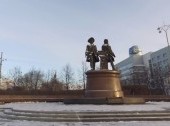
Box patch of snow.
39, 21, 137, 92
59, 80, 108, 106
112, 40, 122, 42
0, 102, 170, 112
1, 121, 170, 126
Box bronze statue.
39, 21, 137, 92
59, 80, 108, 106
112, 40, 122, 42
85, 37, 99, 70
102, 39, 116, 70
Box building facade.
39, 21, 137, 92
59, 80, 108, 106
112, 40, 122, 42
116, 45, 151, 86
116, 45, 170, 95
150, 46, 170, 94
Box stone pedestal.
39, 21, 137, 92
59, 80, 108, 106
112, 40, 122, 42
85, 70, 124, 98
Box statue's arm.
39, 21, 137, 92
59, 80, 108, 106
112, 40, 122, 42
94, 45, 98, 54
85, 45, 90, 56
109, 46, 116, 57
101, 45, 104, 51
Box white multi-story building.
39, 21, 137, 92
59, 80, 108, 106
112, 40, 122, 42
150, 46, 170, 77
150, 46, 170, 94
116, 45, 170, 94
116, 45, 152, 85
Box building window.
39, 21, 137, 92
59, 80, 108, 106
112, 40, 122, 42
163, 53, 167, 57
163, 60, 166, 64
158, 61, 162, 65
152, 57, 155, 61
153, 63, 156, 67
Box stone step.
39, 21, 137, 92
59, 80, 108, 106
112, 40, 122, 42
2, 112, 170, 122
4, 110, 170, 118
1, 108, 170, 122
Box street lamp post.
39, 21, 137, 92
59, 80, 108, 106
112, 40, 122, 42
157, 24, 170, 95
157, 24, 170, 47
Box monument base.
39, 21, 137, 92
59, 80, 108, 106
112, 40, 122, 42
85, 70, 124, 98
64, 97, 145, 104
64, 70, 145, 105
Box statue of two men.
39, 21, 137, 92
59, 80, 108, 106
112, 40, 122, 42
85, 37, 116, 70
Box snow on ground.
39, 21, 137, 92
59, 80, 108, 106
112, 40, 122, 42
1, 120, 170, 126
0, 102, 170, 125
0, 102, 170, 112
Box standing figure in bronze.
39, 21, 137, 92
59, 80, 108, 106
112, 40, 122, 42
85, 37, 99, 70
102, 39, 116, 70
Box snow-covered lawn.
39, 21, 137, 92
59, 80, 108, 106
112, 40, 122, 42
0, 102, 170, 126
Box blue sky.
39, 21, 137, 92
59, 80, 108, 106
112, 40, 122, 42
0, 0, 170, 76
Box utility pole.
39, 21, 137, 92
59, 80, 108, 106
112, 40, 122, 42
0, 52, 6, 85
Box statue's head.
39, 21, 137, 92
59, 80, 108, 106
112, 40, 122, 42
88, 37, 95, 44
104, 39, 108, 44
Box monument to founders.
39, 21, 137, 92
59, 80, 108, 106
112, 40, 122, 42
85, 37, 124, 98
64, 37, 145, 104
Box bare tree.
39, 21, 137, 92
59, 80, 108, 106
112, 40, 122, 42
22, 68, 44, 91
44, 69, 56, 84
79, 61, 88, 90
151, 66, 165, 94
8, 67, 22, 88
49, 71, 63, 91
42, 70, 64, 92
61, 64, 74, 90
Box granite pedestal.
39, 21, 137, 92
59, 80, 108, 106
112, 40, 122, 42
85, 70, 124, 98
